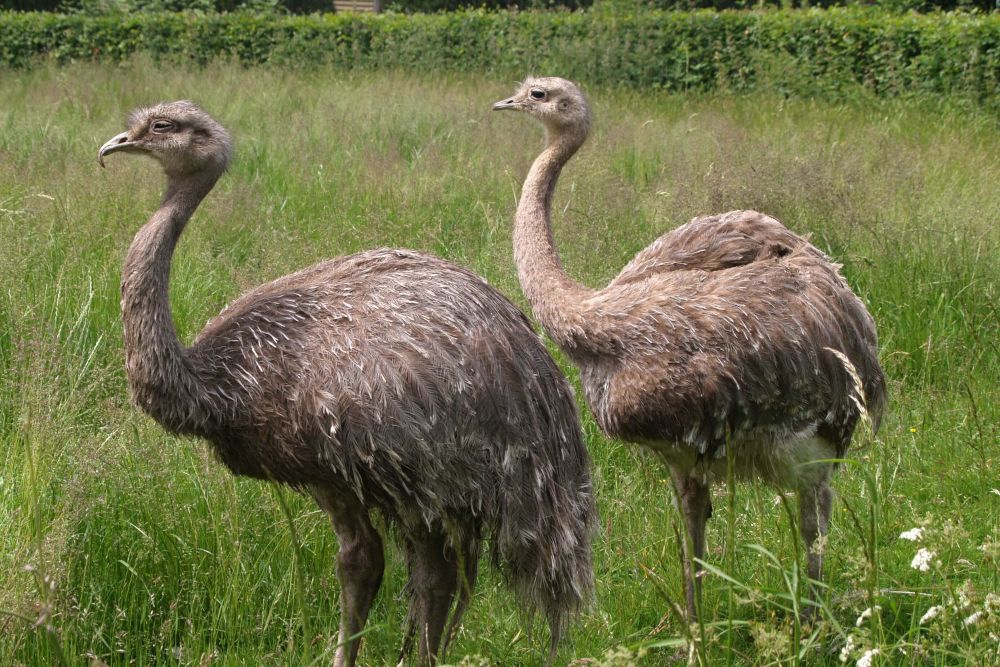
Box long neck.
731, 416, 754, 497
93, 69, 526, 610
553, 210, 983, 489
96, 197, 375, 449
514, 125, 597, 351
121, 170, 218, 433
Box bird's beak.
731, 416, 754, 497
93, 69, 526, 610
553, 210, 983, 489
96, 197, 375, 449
98, 131, 137, 168
492, 97, 520, 111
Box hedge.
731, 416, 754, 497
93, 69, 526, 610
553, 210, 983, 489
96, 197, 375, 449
387, 1, 594, 14
635, 0, 997, 10
1, 9, 998, 105
0, 1, 333, 11
4, 1, 996, 12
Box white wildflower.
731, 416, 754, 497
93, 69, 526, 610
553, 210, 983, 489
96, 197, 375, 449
856, 606, 880, 627
964, 611, 983, 626
856, 648, 879, 667
957, 583, 972, 609
984, 593, 1000, 612
911, 548, 935, 572
839, 635, 856, 663
919, 605, 943, 624
899, 527, 923, 541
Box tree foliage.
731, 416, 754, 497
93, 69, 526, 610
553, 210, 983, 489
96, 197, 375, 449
1, 0, 996, 11
0, 8, 997, 111
0, 1, 332, 12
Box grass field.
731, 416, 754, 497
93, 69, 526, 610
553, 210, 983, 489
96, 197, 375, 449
1, 61, 998, 665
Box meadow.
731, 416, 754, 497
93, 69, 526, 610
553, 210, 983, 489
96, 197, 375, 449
1, 61, 997, 665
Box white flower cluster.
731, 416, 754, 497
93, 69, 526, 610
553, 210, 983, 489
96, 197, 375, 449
839, 635, 856, 663
911, 547, 936, 572
963, 611, 983, 627
919, 605, 943, 625
856, 606, 880, 627
856, 648, 880, 667
900, 527, 937, 573
957, 583, 972, 609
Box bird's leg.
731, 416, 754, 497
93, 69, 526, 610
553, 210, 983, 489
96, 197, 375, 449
402, 529, 459, 667
397, 607, 416, 667
313, 487, 385, 667
440, 535, 479, 658
671, 468, 712, 621
398, 544, 418, 666
798, 472, 833, 615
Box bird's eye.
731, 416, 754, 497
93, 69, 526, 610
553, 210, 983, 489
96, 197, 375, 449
529, 89, 546, 101
151, 120, 175, 133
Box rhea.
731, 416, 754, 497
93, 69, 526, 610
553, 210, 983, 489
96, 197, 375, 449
494, 78, 886, 618
98, 101, 595, 666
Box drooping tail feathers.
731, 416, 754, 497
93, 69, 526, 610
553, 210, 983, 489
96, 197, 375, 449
488, 348, 597, 654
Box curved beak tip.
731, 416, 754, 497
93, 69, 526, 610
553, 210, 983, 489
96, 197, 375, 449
98, 131, 133, 168
492, 99, 516, 111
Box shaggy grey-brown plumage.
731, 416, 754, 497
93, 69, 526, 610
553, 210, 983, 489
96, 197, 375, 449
99, 101, 595, 666
495, 77, 886, 618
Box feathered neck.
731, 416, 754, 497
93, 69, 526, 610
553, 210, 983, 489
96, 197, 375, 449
513, 124, 598, 353
120, 170, 219, 433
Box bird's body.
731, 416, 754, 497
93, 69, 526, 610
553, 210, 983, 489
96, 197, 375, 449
102, 101, 594, 667
494, 78, 886, 618
574, 211, 882, 474
141, 249, 580, 508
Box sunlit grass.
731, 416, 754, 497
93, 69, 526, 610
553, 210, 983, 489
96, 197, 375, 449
1, 60, 997, 665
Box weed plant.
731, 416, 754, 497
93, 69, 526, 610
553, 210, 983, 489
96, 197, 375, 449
1, 61, 997, 665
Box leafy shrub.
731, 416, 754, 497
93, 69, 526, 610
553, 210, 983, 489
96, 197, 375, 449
2, 0, 992, 13
77, 0, 313, 12
608, 0, 996, 10
0, 1, 331, 12
386, 0, 593, 13
0, 8, 997, 108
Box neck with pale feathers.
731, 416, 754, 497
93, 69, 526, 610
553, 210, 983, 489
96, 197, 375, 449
514, 123, 596, 350
121, 169, 219, 433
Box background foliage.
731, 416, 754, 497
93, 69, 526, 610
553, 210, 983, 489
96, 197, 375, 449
0, 0, 330, 13
0, 0, 997, 13
1, 8, 998, 110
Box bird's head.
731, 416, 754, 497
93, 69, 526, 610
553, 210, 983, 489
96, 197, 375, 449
492, 76, 591, 136
98, 101, 232, 177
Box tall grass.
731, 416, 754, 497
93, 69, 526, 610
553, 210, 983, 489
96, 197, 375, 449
1, 61, 997, 665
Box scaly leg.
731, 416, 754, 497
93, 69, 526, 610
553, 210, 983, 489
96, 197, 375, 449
798, 470, 833, 613
440, 534, 479, 657
671, 468, 712, 621
312, 487, 384, 667
400, 529, 459, 667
